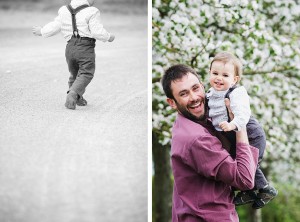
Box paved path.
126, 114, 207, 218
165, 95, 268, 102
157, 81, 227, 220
0, 10, 148, 222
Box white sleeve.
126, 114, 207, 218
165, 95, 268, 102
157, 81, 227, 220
88, 9, 111, 42
41, 10, 62, 38
229, 86, 251, 131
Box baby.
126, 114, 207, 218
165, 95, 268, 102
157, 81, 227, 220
206, 51, 278, 209
32, 0, 115, 109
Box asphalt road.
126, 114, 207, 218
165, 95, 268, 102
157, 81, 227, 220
0, 10, 148, 222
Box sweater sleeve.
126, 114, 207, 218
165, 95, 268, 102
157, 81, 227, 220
88, 9, 111, 42
229, 86, 251, 131
41, 7, 63, 38
186, 135, 258, 190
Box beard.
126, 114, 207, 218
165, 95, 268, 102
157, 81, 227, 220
175, 99, 206, 122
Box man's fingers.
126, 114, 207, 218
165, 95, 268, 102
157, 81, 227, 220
224, 98, 234, 120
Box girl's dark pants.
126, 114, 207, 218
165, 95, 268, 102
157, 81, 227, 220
65, 36, 96, 96
224, 116, 268, 190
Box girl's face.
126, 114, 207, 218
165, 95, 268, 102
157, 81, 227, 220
209, 61, 239, 91
87, 0, 95, 6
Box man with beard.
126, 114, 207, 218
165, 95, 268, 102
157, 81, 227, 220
161, 64, 259, 222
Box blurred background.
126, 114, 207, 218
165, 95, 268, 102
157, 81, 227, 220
0, 0, 148, 222
0, 0, 147, 14
152, 1, 300, 222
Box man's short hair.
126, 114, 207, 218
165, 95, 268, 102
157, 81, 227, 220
161, 64, 200, 99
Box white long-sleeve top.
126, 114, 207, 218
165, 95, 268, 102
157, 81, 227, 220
41, 0, 111, 42
206, 86, 251, 131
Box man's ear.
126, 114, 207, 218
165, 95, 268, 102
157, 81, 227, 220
166, 98, 177, 109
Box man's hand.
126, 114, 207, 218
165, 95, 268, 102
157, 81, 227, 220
108, 34, 115, 42
220, 98, 237, 131
224, 99, 249, 143
224, 98, 234, 120
32, 26, 42, 36
219, 121, 236, 132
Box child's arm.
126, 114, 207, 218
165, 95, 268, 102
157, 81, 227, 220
108, 34, 115, 42
219, 86, 251, 131
32, 7, 63, 38
88, 9, 114, 42
219, 121, 236, 131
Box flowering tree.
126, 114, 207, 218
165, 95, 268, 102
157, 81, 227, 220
152, 0, 300, 221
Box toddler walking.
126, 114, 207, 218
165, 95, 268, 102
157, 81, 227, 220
32, 0, 115, 109
206, 51, 278, 209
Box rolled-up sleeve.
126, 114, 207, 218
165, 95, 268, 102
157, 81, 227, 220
41, 13, 62, 38
186, 135, 259, 190
230, 86, 251, 131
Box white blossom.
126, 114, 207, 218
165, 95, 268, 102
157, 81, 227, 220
153, 0, 300, 189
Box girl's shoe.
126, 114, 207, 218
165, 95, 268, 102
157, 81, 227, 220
76, 96, 87, 106
65, 90, 78, 110
234, 190, 257, 206
252, 185, 278, 209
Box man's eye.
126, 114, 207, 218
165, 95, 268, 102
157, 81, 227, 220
180, 92, 187, 97
193, 86, 200, 91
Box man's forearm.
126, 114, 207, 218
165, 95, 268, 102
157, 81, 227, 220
236, 128, 249, 144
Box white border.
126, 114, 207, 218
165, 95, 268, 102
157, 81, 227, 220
148, 0, 152, 221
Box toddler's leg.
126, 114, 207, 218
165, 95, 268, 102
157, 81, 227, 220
65, 90, 78, 110
69, 41, 95, 103
66, 41, 79, 89
247, 117, 278, 209
67, 61, 79, 89
234, 117, 267, 206
64, 39, 95, 109
65, 41, 80, 109
70, 57, 95, 96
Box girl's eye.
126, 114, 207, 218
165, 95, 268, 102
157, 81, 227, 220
223, 74, 229, 77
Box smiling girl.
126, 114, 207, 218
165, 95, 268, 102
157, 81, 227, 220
206, 51, 278, 209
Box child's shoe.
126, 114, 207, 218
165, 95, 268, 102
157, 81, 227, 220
234, 190, 257, 206
252, 185, 278, 209
76, 96, 87, 106
65, 90, 78, 110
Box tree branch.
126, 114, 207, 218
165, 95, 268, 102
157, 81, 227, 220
152, 67, 299, 84
244, 67, 297, 75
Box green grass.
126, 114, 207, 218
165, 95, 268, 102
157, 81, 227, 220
237, 183, 300, 222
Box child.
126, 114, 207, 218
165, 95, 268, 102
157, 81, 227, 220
206, 51, 278, 209
32, 0, 115, 110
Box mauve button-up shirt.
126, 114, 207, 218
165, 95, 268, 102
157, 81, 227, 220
171, 114, 259, 222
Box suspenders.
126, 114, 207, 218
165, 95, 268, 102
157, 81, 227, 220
224, 85, 238, 122
224, 85, 238, 99
66, 4, 89, 38
205, 85, 238, 122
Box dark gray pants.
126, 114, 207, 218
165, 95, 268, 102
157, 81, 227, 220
224, 116, 268, 190
65, 37, 96, 96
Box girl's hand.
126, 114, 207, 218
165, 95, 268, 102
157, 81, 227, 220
108, 34, 115, 42
32, 26, 42, 36
219, 121, 236, 132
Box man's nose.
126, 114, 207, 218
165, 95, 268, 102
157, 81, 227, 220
189, 91, 198, 101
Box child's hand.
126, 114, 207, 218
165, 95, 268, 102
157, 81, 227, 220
32, 26, 42, 36
108, 34, 115, 42
219, 121, 236, 132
